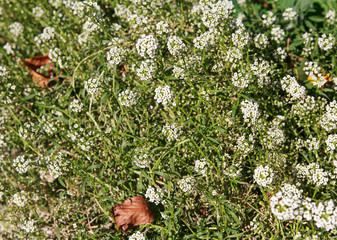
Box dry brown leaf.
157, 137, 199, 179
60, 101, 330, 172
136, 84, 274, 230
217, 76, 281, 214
24, 55, 52, 72
110, 196, 154, 231
24, 55, 54, 88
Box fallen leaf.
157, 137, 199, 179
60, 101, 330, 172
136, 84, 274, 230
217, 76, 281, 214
110, 196, 154, 231
24, 55, 52, 72
24, 55, 54, 88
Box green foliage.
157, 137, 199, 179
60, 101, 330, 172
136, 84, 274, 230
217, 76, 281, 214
0, 0, 337, 239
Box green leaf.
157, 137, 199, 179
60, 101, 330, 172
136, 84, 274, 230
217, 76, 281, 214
58, 177, 66, 187
308, 15, 324, 22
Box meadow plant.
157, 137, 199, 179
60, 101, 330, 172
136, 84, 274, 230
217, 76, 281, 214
1, 0, 337, 239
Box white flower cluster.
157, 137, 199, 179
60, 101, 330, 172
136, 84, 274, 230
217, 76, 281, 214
78, 18, 99, 44
261, 11, 276, 26
49, 0, 62, 8
271, 26, 285, 44
274, 47, 287, 60
303, 61, 327, 88
201, 0, 235, 28
13, 155, 31, 174
318, 33, 335, 51
194, 159, 208, 176
225, 47, 243, 66
0, 66, 8, 78
83, 18, 99, 33
136, 34, 158, 59
305, 136, 320, 151
223, 160, 242, 178
296, 163, 329, 187
282, 8, 297, 21
167, 36, 186, 56
129, 231, 145, 240
134, 148, 151, 168
253, 165, 274, 187
49, 47, 63, 68
309, 200, 337, 231
291, 96, 316, 117
172, 65, 187, 80
320, 100, 337, 131
236, 135, 253, 155
270, 184, 303, 221
71, 0, 101, 18
38, 152, 69, 182
12, 191, 28, 207
34, 27, 55, 45
232, 27, 250, 48
67, 124, 93, 151
232, 69, 251, 88
154, 85, 175, 106
254, 33, 269, 49
241, 99, 260, 126
162, 123, 181, 141
69, 99, 84, 113
78, 32, 89, 45
118, 89, 138, 107
107, 45, 126, 66
265, 126, 285, 149
301, 32, 314, 57
9, 22, 23, 38
32, 6, 44, 18
156, 21, 170, 34
145, 186, 166, 205
84, 78, 101, 97
326, 134, 337, 152
20, 219, 36, 233
193, 30, 217, 50
178, 177, 195, 193
136, 60, 156, 81
272, 184, 337, 231
280, 75, 306, 100
326, 10, 336, 25
250, 59, 272, 86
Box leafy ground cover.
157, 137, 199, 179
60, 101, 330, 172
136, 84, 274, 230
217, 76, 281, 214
1, 0, 337, 239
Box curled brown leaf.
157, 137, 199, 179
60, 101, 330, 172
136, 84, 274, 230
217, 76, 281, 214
110, 196, 154, 231
24, 55, 53, 88
24, 54, 70, 88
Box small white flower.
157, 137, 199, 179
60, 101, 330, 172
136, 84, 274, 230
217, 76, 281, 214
254, 165, 274, 187
118, 89, 138, 106
145, 186, 166, 205
129, 231, 145, 240
69, 99, 83, 113
167, 36, 186, 56
162, 123, 181, 141
241, 99, 260, 125
12, 191, 28, 207
280, 75, 306, 100
178, 177, 195, 193
136, 34, 158, 59
13, 155, 30, 174
32, 6, 44, 18
271, 26, 285, 43
154, 85, 175, 106
194, 159, 208, 176
254, 33, 269, 49
282, 8, 297, 21
325, 10, 336, 25
107, 45, 126, 66
318, 34, 335, 51
9, 22, 23, 38
261, 11, 275, 26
